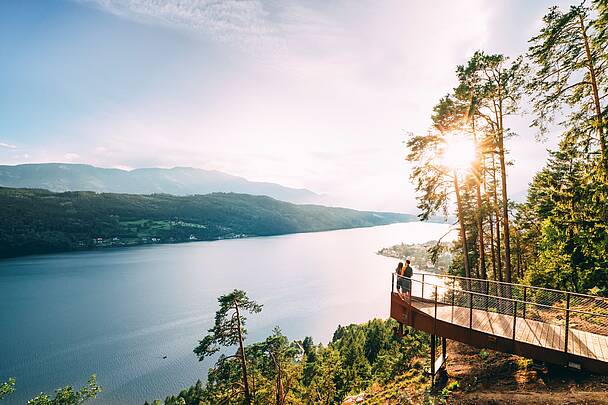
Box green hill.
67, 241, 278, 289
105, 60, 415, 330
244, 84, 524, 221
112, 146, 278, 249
0, 187, 416, 259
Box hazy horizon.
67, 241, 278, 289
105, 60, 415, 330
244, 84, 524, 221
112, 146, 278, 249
0, 0, 571, 212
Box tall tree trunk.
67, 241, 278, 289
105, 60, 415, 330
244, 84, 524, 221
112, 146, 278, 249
497, 99, 513, 284
483, 154, 498, 281
472, 123, 487, 280
234, 301, 252, 404
269, 352, 285, 405
488, 212, 497, 281
454, 172, 471, 279
491, 154, 503, 283
515, 230, 523, 280
579, 12, 607, 172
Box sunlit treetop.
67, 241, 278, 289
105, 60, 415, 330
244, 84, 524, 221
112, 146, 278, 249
441, 132, 476, 172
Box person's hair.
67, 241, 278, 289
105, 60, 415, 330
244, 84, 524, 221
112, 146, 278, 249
396, 262, 404, 270
405, 259, 411, 264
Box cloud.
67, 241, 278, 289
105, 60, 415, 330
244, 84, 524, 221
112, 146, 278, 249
0, 142, 17, 149
81, 0, 275, 44
58, 1, 498, 212
64, 153, 81, 161
11, 0, 565, 212
80, 0, 352, 57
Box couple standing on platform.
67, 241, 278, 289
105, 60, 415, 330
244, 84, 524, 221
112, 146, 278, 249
395, 258, 413, 299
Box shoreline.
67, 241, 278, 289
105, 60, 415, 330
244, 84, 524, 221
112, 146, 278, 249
0, 220, 442, 262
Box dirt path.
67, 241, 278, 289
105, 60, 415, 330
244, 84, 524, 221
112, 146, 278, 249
450, 391, 608, 405
445, 341, 608, 404
357, 339, 608, 404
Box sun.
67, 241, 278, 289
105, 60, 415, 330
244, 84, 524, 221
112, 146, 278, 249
441, 133, 476, 171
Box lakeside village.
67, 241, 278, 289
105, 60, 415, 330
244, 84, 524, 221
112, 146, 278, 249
377, 241, 453, 273
79, 219, 249, 249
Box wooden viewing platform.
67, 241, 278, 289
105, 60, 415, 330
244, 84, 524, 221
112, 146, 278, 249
390, 272, 608, 377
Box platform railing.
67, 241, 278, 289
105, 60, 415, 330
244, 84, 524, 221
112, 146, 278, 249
392, 271, 608, 355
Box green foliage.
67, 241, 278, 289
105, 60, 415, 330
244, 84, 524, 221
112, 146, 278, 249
437, 380, 460, 403
527, 3, 608, 166
193, 290, 262, 404
151, 319, 429, 405
247, 327, 304, 404
26, 375, 101, 405
405, 95, 461, 221
516, 141, 608, 293
519, 0, 608, 295
143, 381, 203, 405
194, 290, 262, 361
0, 187, 415, 259
0, 378, 15, 401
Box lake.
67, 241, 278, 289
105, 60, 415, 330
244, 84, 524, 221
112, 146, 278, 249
0, 222, 451, 404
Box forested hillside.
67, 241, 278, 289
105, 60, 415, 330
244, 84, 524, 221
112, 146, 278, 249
0, 187, 414, 259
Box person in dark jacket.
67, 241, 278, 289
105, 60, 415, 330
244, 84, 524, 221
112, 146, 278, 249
402, 259, 413, 298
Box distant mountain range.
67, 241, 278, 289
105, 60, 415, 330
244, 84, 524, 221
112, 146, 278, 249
0, 163, 321, 204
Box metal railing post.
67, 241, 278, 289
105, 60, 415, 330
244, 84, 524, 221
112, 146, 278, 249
421, 273, 425, 299
469, 290, 473, 329
485, 280, 489, 311
564, 292, 571, 353
522, 286, 527, 319
407, 281, 412, 325
434, 286, 438, 334
512, 300, 517, 340
430, 334, 436, 387
450, 280, 455, 323
451, 284, 455, 307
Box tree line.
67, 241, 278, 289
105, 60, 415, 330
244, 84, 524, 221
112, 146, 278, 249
407, 1, 608, 295
0, 375, 100, 404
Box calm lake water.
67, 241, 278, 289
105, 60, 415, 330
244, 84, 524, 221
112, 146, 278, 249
0, 222, 451, 404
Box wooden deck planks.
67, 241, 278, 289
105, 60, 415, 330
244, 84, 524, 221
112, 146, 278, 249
411, 301, 608, 363
577, 330, 591, 358
476, 310, 492, 334
569, 329, 579, 356
592, 334, 602, 360
600, 335, 608, 361
583, 331, 591, 358
516, 318, 532, 343
599, 335, 608, 361
539, 322, 550, 350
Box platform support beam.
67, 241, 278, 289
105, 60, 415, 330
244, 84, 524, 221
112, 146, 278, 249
430, 335, 448, 388
430, 334, 436, 387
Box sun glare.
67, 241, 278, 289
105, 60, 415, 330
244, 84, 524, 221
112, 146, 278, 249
441, 133, 476, 171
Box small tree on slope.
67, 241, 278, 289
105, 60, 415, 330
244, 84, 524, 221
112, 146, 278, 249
194, 290, 262, 405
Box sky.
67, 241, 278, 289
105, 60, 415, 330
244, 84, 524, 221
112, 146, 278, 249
0, 0, 572, 212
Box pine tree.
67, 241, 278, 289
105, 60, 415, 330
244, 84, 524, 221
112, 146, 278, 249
194, 290, 262, 405
457, 51, 525, 283
528, 3, 608, 173
26, 375, 101, 405
406, 95, 475, 278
